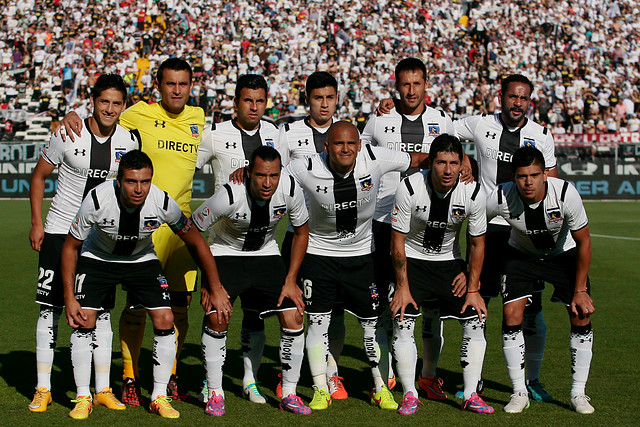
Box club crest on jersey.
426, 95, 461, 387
523, 137, 536, 148
272, 206, 287, 219
157, 276, 169, 289
546, 208, 563, 223
428, 124, 440, 136
359, 176, 373, 192
197, 207, 210, 222
115, 151, 126, 163
190, 125, 199, 138
143, 218, 160, 230
265, 139, 274, 148
451, 205, 466, 219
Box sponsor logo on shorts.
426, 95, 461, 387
369, 283, 379, 299
359, 177, 373, 192
158, 276, 169, 289
546, 208, 563, 222
190, 125, 199, 138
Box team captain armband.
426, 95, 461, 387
170, 214, 192, 236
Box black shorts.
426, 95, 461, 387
75, 257, 171, 310
35, 233, 66, 308
215, 255, 295, 318
299, 254, 379, 320
481, 224, 545, 298
403, 258, 477, 320
372, 220, 394, 304
501, 247, 590, 306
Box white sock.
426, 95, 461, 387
421, 307, 442, 378
35, 307, 60, 390
461, 318, 487, 400
241, 328, 265, 386
93, 311, 113, 392
70, 327, 95, 397
360, 318, 388, 392
327, 312, 345, 378
306, 313, 330, 389
280, 327, 304, 397
393, 317, 418, 396
523, 309, 547, 382
570, 323, 593, 396
202, 324, 227, 398
503, 323, 527, 393
151, 327, 176, 401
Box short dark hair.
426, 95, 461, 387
235, 74, 268, 99
511, 146, 545, 174
249, 145, 281, 171
501, 74, 534, 97
91, 73, 127, 101
117, 150, 154, 181
395, 57, 427, 82
156, 58, 192, 84
305, 71, 338, 97
428, 134, 463, 162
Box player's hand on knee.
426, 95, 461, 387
571, 293, 594, 319
278, 280, 305, 316
390, 287, 417, 321
462, 292, 487, 322
451, 272, 468, 297
65, 300, 87, 328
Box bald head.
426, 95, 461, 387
325, 120, 361, 174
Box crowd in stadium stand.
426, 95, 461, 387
1, 0, 639, 136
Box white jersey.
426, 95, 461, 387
280, 116, 333, 162
486, 177, 588, 259
196, 119, 282, 193
42, 121, 139, 234
192, 173, 308, 257
361, 106, 455, 223
70, 181, 187, 263
454, 113, 556, 226
391, 171, 486, 261
286, 145, 410, 257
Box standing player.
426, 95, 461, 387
389, 134, 493, 415
286, 121, 427, 411
61, 150, 226, 420
192, 146, 310, 416
362, 57, 464, 399
455, 74, 558, 402
59, 58, 205, 403
28, 74, 139, 413
486, 146, 594, 414
196, 74, 282, 404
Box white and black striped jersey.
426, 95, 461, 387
279, 116, 333, 163
486, 177, 588, 258
454, 113, 556, 226
41, 120, 140, 234
361, 106, 455, 223
286, 145, 410, 257
70, 181, 188, 263
196, 119, 282, 194
391, 171, 486, 261
191, 172, 308, 257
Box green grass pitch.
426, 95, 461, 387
0, 200, 638, 425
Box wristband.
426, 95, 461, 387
574, 290, 588, 294
467, 290, 479, 294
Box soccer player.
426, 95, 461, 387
196, 74, 282, 403
389, 134, 493, 415
278, 71, 349, 399
191, 146, 310, 415
286, 121, 427, 411
61, 150, 228, 420
486, 146, 594, 414
28, 74, 139, 413
59, 58, 205, 403
361, 57, 464, 399
455, 74, 558, 402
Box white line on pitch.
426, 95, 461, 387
592, 234, 640, 241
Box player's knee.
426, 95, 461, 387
279, 309, 303, 330
150, 309, 174, 330
204, 314, 229, 332
503, 302, 524, 325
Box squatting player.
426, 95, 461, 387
61, 150, 225, 420
59, 58, 205, 403
389, 134, 492, 415
28, 74, 139, 412
286, 121, 428, 411
486, 146, 595, 414
191, 146, 310, 416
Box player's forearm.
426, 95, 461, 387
184, 230, 224, 291
574, 237, 592, 293
467, 236, 485, 292
286, 223, 309, 281
60, 238, 80, 303
409, 152, 429, 169
29, 174, 47, 226
390, 234, 409, 290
